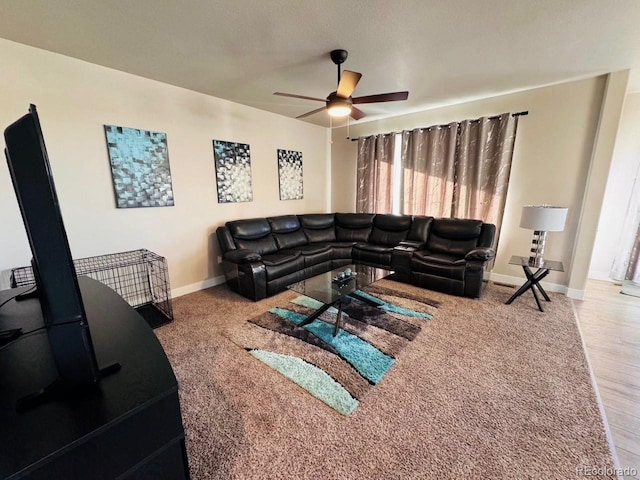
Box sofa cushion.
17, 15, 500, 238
431, 218, 483, 239
407, 216, 434, 243
328, 241, 355, 260
227, 218, 278, 255
227, 218, 271, 239
226, 218, 278, 255
268, 215, 308, 249
335, 213, 375, 229
268, 215, 301, 232
262, 252, 304, 281
298, 214, 335, 229
283, 244, 332, 267
233, 235, 277, 255
298, 213, 336, 243
298, 214, 337, 243
374, 214, 412, 231
369, 214, 411, 246
305, 228, 334, 243
426, 219, 483, 257
273, 230, 307, 250
285, 244, 331, 256
352, 243, 394, 267
426, 235, 479, 258
413, 251, 466, 266
335, 213, 375, 242
261, 251, 301, 266
411, 252, 466, 280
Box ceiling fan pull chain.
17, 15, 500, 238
330, 115, 333, 142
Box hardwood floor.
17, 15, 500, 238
574, 280, 640, 479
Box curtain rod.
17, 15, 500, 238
348, 110, 529, 141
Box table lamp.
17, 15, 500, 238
520, 205, 568, 267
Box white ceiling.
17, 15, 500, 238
1, 0, 639, 126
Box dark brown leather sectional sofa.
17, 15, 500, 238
216, 213, 496, 301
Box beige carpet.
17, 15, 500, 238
155, 280, 615, 479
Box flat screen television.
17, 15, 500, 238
4, 104, 100, 387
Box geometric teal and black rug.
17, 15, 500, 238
241, 286, 437, 415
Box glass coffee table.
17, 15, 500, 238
287, 264, 393, 336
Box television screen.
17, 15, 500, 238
4, 104, 100, 386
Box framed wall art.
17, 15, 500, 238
213, 140, 253, 203
104, 125, 174, 208
277, 149, 303, 200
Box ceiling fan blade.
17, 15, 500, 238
350, 106, 366, 121
352, 91, 409, 104
274, 92, 325, 102
296, 106, 327, 119
336, 70, 362, 98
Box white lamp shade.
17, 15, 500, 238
520, 205, 568, 231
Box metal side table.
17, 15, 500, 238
505, 255, 564, 312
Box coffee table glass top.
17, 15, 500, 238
287, 264, 393, 305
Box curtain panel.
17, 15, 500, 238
400, 123, 458, 216
400, 113, 518, 241
611, 160, 640, 284
356, 133, 395, 213
355, 114, 519, 245
453, 114, 518, 237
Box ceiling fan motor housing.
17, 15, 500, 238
326, 91, 352, 108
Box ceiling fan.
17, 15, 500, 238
274, 49, 409, 121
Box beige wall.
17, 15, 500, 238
331, 76, 610, 293
590, 91, 640, 280
568, 70, 629, 295
0, 39, 330, 294
0, 36, 626, 298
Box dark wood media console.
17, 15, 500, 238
0, 277, 189, 479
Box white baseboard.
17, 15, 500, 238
566, 288, 586, 300
171, 275, 226, 299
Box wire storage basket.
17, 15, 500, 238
10, 249, 173, 328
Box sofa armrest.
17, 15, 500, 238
465, 247, 496, 262
224, 249, 262, 264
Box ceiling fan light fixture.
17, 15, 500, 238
326, 94, 352, 117
327, 103, 352, 117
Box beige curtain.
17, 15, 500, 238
400, 123, 458, 216
611, 161, 640, 285
356, 133, 395, 213
453, 114, 518, 234
400, 114, 518, 240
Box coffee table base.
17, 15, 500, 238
298, 292, 382, 336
